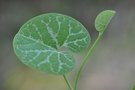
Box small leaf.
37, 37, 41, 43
95, 10, 116, 33
13, 13, 91, 75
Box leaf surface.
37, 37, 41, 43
95, 10, 116, 34
13, 13, 91, 75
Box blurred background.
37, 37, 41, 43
0, 0, 135, 90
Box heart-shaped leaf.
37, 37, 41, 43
95, 10, 116, 34
13, 13, 91, 75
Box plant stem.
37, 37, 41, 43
74, 33, 103, 90
63, 75, 73, 90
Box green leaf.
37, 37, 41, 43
13, 13, 91, 75
95, 10, 116, 34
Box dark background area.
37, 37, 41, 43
0, 0, 135, 90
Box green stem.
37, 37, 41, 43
63, 75, 73, 90
74, 33, 103, 90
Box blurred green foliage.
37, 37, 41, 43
133, 85, 135, 90
5, 68, 66, 90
